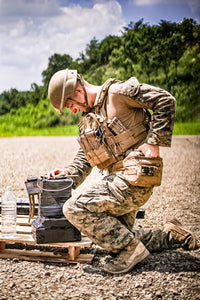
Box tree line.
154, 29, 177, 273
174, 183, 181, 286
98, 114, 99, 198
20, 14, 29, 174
0, 18, 199, 129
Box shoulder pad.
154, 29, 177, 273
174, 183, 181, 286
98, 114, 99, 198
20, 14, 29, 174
94, 78, 118, 107
127, 77, 139, 86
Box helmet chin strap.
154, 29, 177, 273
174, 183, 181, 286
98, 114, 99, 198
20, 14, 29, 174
77, 74, 91, 112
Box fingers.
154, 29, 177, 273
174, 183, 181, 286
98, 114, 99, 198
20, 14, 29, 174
46, 169, 56, 179
47, 169, 65, 179
134, 149, 144, 156
136, 143, 159, 158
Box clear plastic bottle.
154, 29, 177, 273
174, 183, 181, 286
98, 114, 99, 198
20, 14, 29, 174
1, 186, 17, 237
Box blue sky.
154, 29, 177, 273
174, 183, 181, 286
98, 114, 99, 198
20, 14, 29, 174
0, 0, 199, 93
119, 0, 199, 25
65, 0, 200, 25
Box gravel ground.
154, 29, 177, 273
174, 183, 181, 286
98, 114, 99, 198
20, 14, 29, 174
0, 135, 200, 300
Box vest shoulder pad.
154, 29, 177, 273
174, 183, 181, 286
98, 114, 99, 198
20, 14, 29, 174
94, 78, 118, 107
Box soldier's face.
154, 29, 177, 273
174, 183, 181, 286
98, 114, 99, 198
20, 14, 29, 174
66, 85, 87, 113
66, 99, 86, 114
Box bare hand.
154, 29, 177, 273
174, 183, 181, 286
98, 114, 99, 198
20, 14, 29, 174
136, 143, 159, 158
47, 168, 68, 179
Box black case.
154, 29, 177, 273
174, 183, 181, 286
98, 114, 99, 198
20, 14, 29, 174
31, 177, 81, 244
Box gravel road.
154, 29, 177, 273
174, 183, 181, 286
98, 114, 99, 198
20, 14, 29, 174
0, 135, 199, 300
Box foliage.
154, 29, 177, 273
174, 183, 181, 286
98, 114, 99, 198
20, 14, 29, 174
0, 98, 81, 131
0, 18, 199, 128
0, 85, 43, 116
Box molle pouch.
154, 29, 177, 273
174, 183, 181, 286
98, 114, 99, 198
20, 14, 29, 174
122, 151, 163, 187
78, 131, 101, 155
78, 131, 116, 169
78, 132, 107, 166
78, 112, 105, 154
86, 144, 116, 168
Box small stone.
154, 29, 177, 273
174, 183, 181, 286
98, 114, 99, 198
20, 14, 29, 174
117, 293, 123, 297
9, 282, 15, 288
26, 284, 32, 289
13, 258, 19, 262
155, 291, 162, 298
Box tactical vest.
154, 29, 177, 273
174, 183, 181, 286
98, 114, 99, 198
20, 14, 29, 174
77, 79, 148, 170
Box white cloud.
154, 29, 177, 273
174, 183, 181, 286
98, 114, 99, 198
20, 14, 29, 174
0, 0, 124, 93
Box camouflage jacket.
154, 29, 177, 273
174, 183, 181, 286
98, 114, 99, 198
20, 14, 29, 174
66, 78, 175, 188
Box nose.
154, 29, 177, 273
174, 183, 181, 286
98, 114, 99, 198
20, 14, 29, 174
70, 107, 77, 114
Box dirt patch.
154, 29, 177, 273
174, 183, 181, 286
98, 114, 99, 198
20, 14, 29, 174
0, 136, 200, 300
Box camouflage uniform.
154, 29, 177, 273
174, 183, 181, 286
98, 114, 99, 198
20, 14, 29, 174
63, 78, 175, 253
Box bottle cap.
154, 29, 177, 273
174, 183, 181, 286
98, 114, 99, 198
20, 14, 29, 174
6, 186, 12, 191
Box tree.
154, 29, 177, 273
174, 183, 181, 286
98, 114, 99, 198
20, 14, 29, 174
42, 53, 73, 96
178, 18, 199, 47
169, 33, 185, 77
99, 35, 121, 65
123, 19, 146, 33
157, 20, 177, 39
85, 37, 100, 66
30, 83, 44, 105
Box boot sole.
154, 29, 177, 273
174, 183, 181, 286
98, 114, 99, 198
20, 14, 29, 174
103, 247, 150, 275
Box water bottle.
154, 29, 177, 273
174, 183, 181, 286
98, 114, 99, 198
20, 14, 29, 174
1, 186, 17, 237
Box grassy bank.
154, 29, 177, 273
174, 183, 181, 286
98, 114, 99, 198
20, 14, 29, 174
0, 122, 199, 137
0, 125, 78, 137
172, 122, 200, 135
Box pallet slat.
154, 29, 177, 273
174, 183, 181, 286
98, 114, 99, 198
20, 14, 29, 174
0, 249, 94, 264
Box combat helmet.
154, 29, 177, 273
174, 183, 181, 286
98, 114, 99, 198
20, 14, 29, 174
48, 68, 88, 112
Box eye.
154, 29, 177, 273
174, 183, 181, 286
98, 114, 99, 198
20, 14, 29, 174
67, 102, 73, 109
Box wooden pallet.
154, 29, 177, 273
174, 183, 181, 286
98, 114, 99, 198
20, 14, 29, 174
0, 215, 94, 264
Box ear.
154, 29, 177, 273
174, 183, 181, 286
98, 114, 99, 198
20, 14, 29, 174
76, 88, 82, 93
76, 84, 84, 95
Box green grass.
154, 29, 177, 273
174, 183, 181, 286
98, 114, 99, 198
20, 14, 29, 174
0, 125, 78, 137
0, 122, 199, 137
173, 122, 200, 135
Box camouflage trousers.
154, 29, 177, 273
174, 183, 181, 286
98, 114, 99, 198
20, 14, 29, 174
63, 173, 172, 253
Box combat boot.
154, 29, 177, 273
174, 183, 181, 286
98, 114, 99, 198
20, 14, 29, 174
102, 239, 150, 275
163, 218, 198, 250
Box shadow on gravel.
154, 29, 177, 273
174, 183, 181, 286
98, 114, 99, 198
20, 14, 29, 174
6, 243, 200, 276
83, 249, 200, 276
